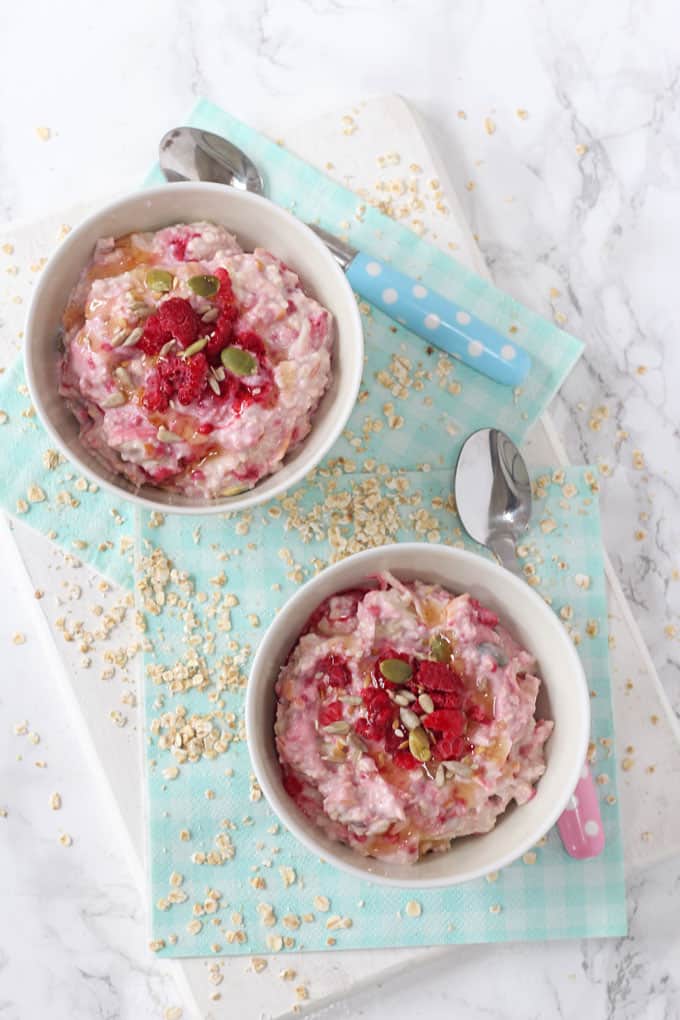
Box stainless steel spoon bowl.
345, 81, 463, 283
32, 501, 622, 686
160, 126, 264, 192
454, 427, 532, 574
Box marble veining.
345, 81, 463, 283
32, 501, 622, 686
1, 1, 679, 1018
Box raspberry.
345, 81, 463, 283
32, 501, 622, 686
421, 709, 466, 736
168, 231, 199, 261
393, 749, 420, 770
470, 597, 499, 628
282, 769, 303, 799
318, 701, 343, 727
361, 687, 393, 730
205, 305, 238, 363
315, 654, 352, 688
138, 313, 172, 356
176, 352, 208, 405
214, 267, 235, 309
158, 297, 199, 348
416, 660, 460, 692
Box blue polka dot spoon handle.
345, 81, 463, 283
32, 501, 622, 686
343, 252, 530, 387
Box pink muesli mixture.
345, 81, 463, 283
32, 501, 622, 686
59, 221, 333, 497
275, 574, 553, 863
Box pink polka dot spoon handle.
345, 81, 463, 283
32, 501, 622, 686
557, 763, 605, 858
344, 252, 531, 387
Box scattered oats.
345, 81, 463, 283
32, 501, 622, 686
295, 986, 309, 1001
186, 919, 202, 935
251, 957, 267, 973
35, 761, 47, 768
36, 126, 51, 141
575, 143, 588, 156
248, 614, 260, 627
12, 632, 26, 645
149, 939, 165, 952
169, 871, 183, 887
0, 808, 6, 818
266, 934, 283, 952
0, 411, 7, 425
163, 766, 180, 781
485, 871, 499, 883
164, 1009, 183, 1020
282, 914, 300, 930
489, 903, 502, 915
42, 449, 61, 470
59, 833, 72, 847
465, 180, 475, 191
13, 720, 28, 736
15, 499, 28, 514
1, 243, 14, 254
522, 851, 537, 865
313, 895, 330, 912
326, 914, 352, 930
540, 518, 557, 534
279, 865, 296, 888
585, 619, 599, 638
27, 484, 46, 503
179, 828, 191, 841
622, 757, 635, 772
28, 732, 40, 744
484, 116, 496, 135
109, 710, 127, 728
457, 109, 467, 119
280, 968, 296, 981
517, 108, 529, 119
574, 574, 590, 590
405, 899, 422, 918
205, 788, 216, 800
632, 449, 645, 470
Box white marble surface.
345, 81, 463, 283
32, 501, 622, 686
1, 1, 679, 1018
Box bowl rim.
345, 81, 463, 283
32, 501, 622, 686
23, 181, 364, 516
245, 542, 591, 888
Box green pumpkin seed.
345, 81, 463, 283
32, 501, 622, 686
221, 346, 257, 377
408, 726, 431, 763
188, 274, 220, 297
430, 634, 452, 663
477, 642, 508, 666
182, 336, 208, 358
379, 658, 413, 684
146, 269, 174, 292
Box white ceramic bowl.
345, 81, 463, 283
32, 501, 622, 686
246, 543, 590, 888
24, 183, 363, 514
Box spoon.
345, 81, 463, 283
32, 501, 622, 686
455, 428, 605, 860
159, 126, 531, 389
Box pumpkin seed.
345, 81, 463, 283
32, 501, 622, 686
322, 721, 350, 735
408, 726, 431, 762
122, 326, 144, 347
146, 268, 174, 292
477, 642, 508, 666
221, 346, 257, 377
157, 426, 182, 443
379, 658, 413, 684
101, 391, 126, 408
338, 695, 363, 706
399, 707, 421, 731
430, 634, 452, 663
208, 375, 221, 395
435, 764, 446, 788
201, 307, 220, 323
418, 693, 435, 714
182, 336, 208, 358
188, 274, 220, 297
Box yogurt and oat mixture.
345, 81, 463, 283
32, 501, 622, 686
59, 221, 333, 497
275, 574, 553, 863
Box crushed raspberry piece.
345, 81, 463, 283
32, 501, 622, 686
176, 351, 208, 405
197, 422, 214, 435
422, 708, 466, 736
467, 703, 493, 725
168, 231, 198, 261
315, 654, 352, 687
282, 769, 303, 798
214, 267, 235, 308
361, 686, 393, 729
430, 689, 463, 710
205, 304, 238, 362
393, 749, 420, 770
416, 660, 461, 692
158, 297, 199, 348
432, 735, 469, 761
354, 718, 383, 742
318, 701, 343, 727
470, 597, 499, 628
142, 371, 171, 411
138, 313, 172, 356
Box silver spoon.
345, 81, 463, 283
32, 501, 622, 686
455, 427, 604, 860
158, 126, 531, 389
454, 427, 531, 575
